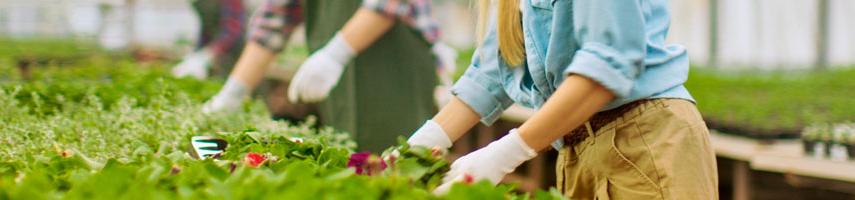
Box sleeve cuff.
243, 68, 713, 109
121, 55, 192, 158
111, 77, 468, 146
563, 50, 635, 98
451, 75, 513, 125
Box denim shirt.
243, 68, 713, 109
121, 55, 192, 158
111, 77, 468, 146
451, 0, 694, 149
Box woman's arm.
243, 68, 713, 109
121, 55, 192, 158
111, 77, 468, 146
517, 75, 615, 151
433, 75, 613, 193
338, 9, 396, 53
432, 97, 482, 142
413, 74, 611, 151
433, 74, 613, 194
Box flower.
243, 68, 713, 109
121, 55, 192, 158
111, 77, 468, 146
228, 162, 237, 173
60, 150, 73, 158
430, 147, 444, 157
288, 137, 304, 143
243, 152, 267, 168
348, 152, 387, 175
462, 174, 474, 184
382, 149, 400, 169
170, 165, 182, 175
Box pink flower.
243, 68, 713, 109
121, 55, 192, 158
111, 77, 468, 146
243, 152, 267, 168
430, 147, 444, 157
463, 174, 474, 184
170, 165, 182, 175
384, 154, 397, 169
348, 152, 387, 175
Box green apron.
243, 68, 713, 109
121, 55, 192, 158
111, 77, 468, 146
305, 1, 437, 152
192, 0, 245, 78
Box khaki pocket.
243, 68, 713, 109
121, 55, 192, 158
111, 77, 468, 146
603, 122, 664, 199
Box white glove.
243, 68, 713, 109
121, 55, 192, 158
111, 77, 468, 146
172, 49, 213, 79
202, 76, 249, 113
433, 129, 537, 195
288, 32, 355, 103
407, 120, 453, 149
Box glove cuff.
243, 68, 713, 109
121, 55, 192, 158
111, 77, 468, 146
220, 76, 250, 98
407, 120, 453, 149
193, 49, 215, 64
321, 32, 356, 65
488, 129, 537, 172
506, 129, 537, 157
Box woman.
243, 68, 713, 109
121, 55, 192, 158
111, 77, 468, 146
407, 0, 718, 199
202, 0, 457, 152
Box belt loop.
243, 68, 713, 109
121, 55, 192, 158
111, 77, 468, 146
585, 122, 595, 144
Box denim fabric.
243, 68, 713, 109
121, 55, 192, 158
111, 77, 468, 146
452, 0, 693, 127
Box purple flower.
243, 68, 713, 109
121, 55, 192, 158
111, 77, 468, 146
228, 162, 237, 173
170, 165, 182, 175
348, 152, 387, 175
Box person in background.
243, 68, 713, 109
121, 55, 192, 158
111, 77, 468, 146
407, 0, 719, 198
172, 0, 246, 79
203, 0, 456, 152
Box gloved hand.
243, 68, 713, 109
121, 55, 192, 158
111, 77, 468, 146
431, 42, 458, 107
288, 32, 355, 103
407, 120, 453, 150
172, 49, 213, 79
433, 129, 537, 194
202, 76, 249, 113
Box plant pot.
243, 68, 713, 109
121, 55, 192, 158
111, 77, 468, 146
830, 143, 849, 161
824, 142, 833, 158
803, 140, 815, 155
811, 142, 828, 158
848, 144, 855, 161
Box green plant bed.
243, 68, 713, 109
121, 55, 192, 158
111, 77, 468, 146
685, 67, 855, 139
0, 38, 132, 80
0, 59, 562, 199
0, 38, 105, 59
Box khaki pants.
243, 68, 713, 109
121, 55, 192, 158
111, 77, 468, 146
557, 99, 718, 200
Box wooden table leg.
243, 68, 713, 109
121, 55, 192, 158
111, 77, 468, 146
733, 161, 751, 200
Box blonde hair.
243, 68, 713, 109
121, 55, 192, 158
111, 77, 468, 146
478, 0, 525, 66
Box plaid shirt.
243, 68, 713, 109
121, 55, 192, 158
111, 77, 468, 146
205, 0, 246, 56
249, 0, 440, 53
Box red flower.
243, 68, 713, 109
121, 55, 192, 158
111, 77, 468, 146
243, 152, 267, 168
462, 174, 474, 184
348, 152, 387, 175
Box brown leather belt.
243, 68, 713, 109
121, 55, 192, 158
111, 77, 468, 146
563, 99, 652, 147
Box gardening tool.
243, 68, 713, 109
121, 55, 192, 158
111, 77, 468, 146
190, 136, 228, 159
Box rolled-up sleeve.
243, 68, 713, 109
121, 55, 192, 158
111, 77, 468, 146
563, 0, 647, 98
451, 17, 513, 125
